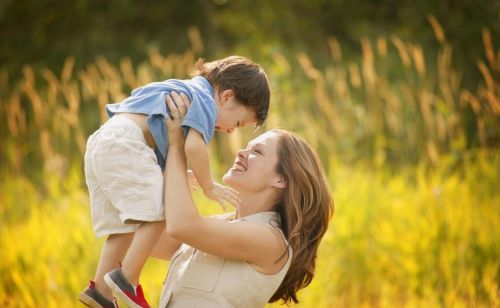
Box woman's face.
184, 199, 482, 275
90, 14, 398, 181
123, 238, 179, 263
222, 131, 283, 193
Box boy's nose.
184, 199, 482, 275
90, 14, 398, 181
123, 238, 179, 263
227, 128, 234, 134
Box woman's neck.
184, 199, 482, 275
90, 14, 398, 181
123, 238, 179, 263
234, 191, 276, 219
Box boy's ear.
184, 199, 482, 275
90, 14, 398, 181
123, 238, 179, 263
221, 89, 235, 104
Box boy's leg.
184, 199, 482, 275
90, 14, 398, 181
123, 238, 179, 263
120, 221, 165, 284
95, 232, 134, 298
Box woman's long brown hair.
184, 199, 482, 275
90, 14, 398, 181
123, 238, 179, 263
269, 129, 334, 304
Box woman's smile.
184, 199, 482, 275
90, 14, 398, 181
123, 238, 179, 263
231, 160, 247, 173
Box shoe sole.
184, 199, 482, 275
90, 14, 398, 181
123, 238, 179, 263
104, 273, 143, 308
79, 292, 106, 308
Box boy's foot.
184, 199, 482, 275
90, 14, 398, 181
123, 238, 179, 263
104, 268, 150, 308
79, 280, 119, 308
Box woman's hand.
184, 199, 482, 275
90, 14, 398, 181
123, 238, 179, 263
165, 92, 190, 147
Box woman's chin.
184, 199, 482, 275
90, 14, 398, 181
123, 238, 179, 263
222, 170, 241, 188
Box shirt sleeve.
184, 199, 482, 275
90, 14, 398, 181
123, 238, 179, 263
181, 94, 216, 144
106, 85, 170, 117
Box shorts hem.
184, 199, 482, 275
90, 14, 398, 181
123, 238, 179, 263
95, 226, 138, 238
121, 214, 165, 224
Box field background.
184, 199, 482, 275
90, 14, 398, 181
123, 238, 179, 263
0, 1, 499, 307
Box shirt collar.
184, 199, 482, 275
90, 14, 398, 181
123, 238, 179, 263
236, 211, 280, 225
192, 76, 215, 98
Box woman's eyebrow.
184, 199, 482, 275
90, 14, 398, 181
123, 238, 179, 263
253, 143, 266, 152
247, 141, 262, 147
245, 142, 257, 150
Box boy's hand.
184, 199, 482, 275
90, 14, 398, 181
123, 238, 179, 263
204, 183, 241, 211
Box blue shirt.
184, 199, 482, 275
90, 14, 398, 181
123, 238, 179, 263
106, 76, 217, 170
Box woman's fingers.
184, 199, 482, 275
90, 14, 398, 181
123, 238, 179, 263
178, 92, 191, 112
165, 94, 179, 121
165, 94, 185, 147
170, 92, 190, 117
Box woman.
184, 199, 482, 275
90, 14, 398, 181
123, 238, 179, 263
153, 93, 333, 307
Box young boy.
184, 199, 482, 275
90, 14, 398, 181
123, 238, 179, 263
79, 56, 270, 307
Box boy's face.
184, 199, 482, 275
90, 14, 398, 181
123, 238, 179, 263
215, 90, 257, 133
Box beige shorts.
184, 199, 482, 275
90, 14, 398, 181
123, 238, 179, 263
84, 115, 164, 238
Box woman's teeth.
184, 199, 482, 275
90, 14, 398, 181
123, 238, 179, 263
233, 165, 246, 172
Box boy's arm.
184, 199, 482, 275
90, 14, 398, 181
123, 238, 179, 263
184, 129, 213, 193
184, 129, 240, 208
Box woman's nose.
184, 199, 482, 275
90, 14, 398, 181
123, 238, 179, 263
237, 148, 248, 157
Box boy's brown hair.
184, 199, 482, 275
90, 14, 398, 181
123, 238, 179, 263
193, 56, 270, 126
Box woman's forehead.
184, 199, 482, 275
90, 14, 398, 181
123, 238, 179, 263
248, 131, 279, 146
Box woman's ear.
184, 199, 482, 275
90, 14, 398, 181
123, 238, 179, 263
272, 176, 286, 189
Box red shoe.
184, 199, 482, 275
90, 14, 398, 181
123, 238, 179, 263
104, 268, 150, 308
79, 280, 119, 308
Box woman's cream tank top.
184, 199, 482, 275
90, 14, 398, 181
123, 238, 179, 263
159, 211, 292, 308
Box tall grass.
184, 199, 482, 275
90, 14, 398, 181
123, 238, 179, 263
1, 23, 498, 178
0, 21, 498, 307
0, 160, 497, 307
284, 157, 499, 307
